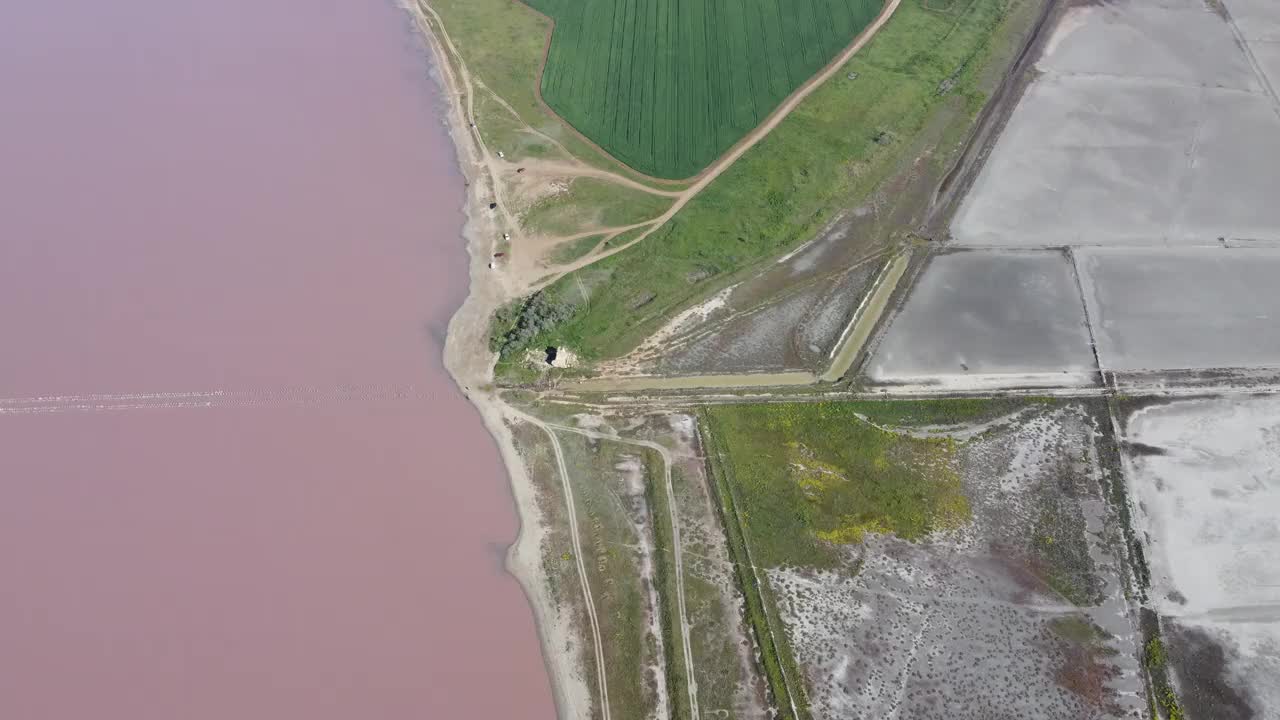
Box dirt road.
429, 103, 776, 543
510, 409, 613, 720
542, 420, 701, 720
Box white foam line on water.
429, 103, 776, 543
0, 385, 432, 415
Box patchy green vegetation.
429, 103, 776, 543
1050, 616, 1109, 646
549, 234, 605, 265
502, 0, 1037, 360
703, 401, 969, 570
850, 396, 1048, 427
1141, 614, 1185, 720
644, 453, 691, 720
528, 0, 881, 178
521, 177, 672, 237
1146, 637, 1168, 670
471, 89, 568, 164
701, 414, 809, 719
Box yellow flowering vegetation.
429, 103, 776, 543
704, 401, 972, 569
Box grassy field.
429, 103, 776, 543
548, 233, 605, 265
427, 0, 686, 189
528, 0, 882, 178
499, 0, 1040, 361
702, 400, 969, 570
520, 177, 671, 237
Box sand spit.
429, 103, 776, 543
406, 4, 589, 718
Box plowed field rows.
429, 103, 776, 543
528, 0, 881, 178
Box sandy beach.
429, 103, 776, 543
407, 4, 591, 717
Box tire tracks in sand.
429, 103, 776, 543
517, 409, 701, 720
511, 408, 614, 720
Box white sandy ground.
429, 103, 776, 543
1124, 396, 1280, 717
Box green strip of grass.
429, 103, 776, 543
845, 396, 1050, 427
1141, 613, 1185, 720
644, 452, 691, 719
508, 0, 1034, 360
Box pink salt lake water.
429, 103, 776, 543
0, 0, 555, 718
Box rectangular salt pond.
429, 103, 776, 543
868, 250, 1095, 384
1077, 247, 1280, 371
952, 0, 1280, 246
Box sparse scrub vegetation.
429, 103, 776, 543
1048, 615, 1122, 710
849, 396, 1048, 427
644, 453, 691, 720
554, 434, 673, 719
1032, 467, 1105, 606
700, 414, 809, 719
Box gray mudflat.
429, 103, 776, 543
1078, 247, 1280, 370
953, 1, 1280, 246
869, 250, 1094, 380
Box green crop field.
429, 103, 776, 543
526, 0, 883, 179
492, 0, 1042, 363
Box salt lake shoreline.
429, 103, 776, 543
408, 4, 585, 718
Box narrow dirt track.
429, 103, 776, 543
510, 408, 613, 720
512, 159, 686, 198
542, 420, 700, 720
